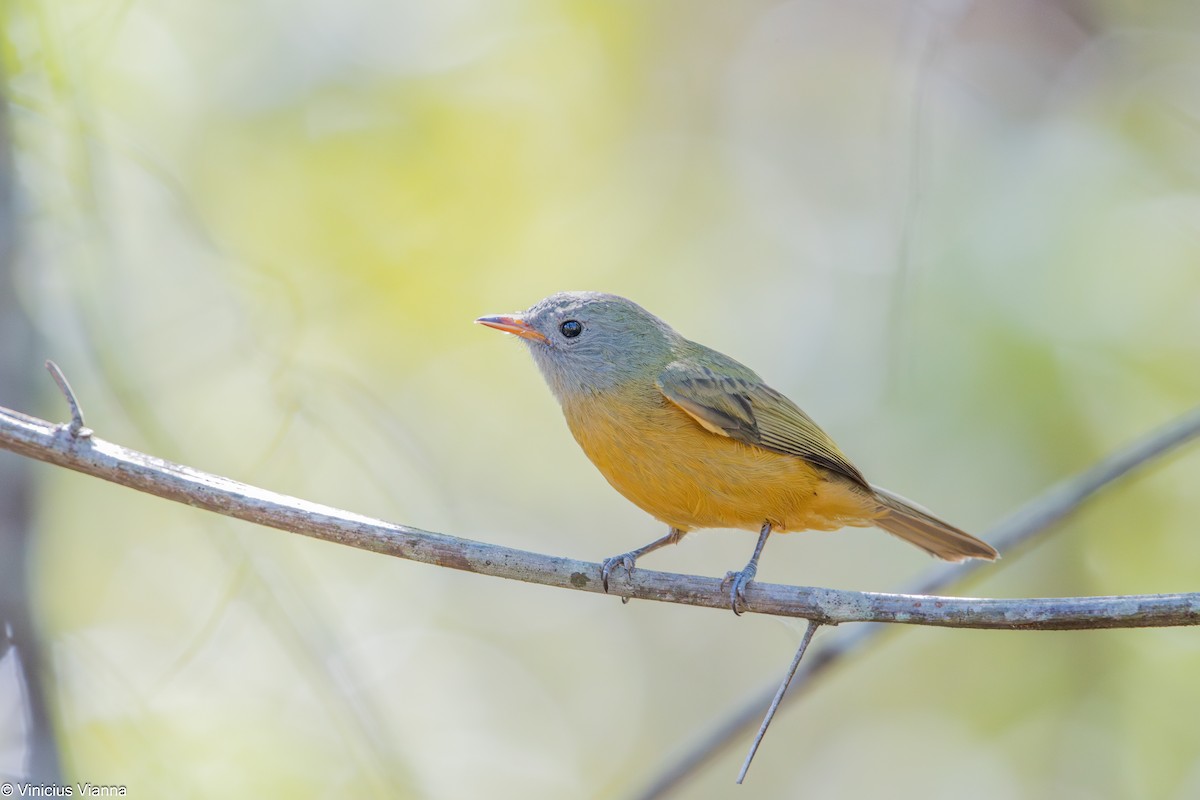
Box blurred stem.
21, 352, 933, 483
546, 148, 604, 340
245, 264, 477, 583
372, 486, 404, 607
0, 66, 64, 780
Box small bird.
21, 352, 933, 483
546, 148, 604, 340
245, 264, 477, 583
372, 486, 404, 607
477, 292, 997, 613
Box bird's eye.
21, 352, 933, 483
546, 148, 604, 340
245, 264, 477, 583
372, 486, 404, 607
559, 320, 582, 338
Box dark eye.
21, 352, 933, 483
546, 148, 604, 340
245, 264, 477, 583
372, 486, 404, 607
559, 320, 582, 338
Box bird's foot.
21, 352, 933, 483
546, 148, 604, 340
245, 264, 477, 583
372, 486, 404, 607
600, 552, 638, 594
721, 565, 758, 616
598, 528, 686, 604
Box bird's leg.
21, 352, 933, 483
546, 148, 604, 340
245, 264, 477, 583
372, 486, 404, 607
601, 527, 687, 592
723, 522, 772, 615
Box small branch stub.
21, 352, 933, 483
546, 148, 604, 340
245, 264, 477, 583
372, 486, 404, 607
45, 360, 91, 439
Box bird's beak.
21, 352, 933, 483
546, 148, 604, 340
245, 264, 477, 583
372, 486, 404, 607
474, 314, 549, 343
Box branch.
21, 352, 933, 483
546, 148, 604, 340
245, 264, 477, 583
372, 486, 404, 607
634, 405, 1200, 799
737, 619, 820, 784
2, 399, 1199, 629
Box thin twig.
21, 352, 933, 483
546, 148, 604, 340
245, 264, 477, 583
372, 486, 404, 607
738, 619, 821, 784
44, 360, 90, 438
633, 406, 1200, 799
2, 402, 1200, 628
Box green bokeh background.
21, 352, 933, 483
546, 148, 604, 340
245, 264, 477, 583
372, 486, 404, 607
2, 1, 1200, 797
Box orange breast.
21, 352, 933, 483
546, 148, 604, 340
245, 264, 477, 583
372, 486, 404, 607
561, 386, 877, 533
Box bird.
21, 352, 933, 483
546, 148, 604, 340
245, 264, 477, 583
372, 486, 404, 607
476, 292, 997, 614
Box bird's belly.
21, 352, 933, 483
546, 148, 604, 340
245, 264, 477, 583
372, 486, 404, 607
563, 393, 874, 533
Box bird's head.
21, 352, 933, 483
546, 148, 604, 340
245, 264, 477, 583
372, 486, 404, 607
476, 291, 676, 402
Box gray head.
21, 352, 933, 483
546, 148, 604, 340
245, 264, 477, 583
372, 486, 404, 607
476, 291, 679, 402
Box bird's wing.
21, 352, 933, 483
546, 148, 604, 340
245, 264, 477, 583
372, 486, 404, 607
656, 361, 870, 490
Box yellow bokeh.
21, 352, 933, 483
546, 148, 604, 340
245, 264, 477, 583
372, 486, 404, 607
2, 1, 1199, 798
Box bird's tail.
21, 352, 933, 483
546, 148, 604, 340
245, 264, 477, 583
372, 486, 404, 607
871, 485, 998, 562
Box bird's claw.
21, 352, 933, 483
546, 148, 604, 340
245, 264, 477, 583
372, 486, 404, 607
722, 566, 757, 616
600, 552, 637, 593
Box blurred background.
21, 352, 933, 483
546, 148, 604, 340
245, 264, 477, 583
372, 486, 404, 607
1, 0, 1199, 797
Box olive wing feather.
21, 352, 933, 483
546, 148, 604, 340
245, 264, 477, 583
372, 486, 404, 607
655, 362, 870, 491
